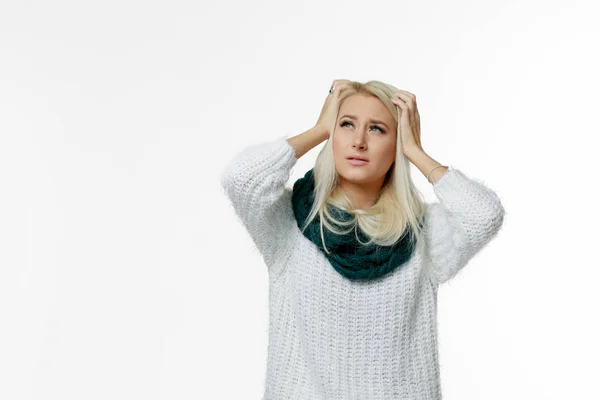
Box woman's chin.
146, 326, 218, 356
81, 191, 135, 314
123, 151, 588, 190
339, 168, 373, 184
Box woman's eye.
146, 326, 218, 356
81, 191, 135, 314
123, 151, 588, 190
340, 121, 385, 133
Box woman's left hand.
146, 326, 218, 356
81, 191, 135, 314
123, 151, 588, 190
391, 90, 424, 159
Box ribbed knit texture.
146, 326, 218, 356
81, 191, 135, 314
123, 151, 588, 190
220, 135, 506, 400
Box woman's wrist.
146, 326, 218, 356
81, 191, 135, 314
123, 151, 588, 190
404, 148, 448, 184
312, 124, 330, 141
287, 126, 329, 160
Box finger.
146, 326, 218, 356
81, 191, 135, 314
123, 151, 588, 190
330, 80, 351, 94
331, 80, 346, 89
334, 81, 351, 92
394, 89, 416, 100
393, 93, 420, 127
334, 79, 352, 85
390, 97, 407, 110
392, 92, 415, 112
395, 90, 420, 119
393, 90, 417, 105
391, 96, 416, 128
391, 98, 410, 125
391, 97, 410, 118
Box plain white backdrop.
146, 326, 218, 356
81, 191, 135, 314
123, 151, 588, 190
1, 0, 599, 399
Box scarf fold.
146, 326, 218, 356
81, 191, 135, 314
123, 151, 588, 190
291, 168, 422, 281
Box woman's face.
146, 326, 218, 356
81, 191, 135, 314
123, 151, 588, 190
332, 93, 397, 195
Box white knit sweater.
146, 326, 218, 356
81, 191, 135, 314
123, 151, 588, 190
220, 136, 505, 400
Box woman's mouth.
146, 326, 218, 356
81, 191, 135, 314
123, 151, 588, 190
347, 159, 369, 166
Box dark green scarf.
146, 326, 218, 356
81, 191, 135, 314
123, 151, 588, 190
291, 168, 422, 281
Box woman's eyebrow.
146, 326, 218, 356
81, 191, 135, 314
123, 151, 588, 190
340, 114, 388, 128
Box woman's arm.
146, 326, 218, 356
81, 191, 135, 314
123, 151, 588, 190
429, 167, 505, 285
391, 90, 505, 285
220, 136, 298, 280
406, 148, 506, 285
287, 125, 329, 159
404, 148, 449, 184
407, 151, 506, 285
219, 126, 328, 280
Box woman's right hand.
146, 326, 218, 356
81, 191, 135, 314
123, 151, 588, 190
315, 79, 353, 138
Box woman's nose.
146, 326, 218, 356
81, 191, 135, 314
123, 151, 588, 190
352, 132, 367, 149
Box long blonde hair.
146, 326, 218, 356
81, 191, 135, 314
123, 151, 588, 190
299, 80, 427, 254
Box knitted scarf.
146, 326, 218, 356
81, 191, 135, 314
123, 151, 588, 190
291, 168, 421, 281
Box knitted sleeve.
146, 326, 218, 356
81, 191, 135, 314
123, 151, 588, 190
424, 166, 506, 285
219, 136, 298, 279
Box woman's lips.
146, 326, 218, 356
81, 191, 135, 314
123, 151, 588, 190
347, 159, 369, 166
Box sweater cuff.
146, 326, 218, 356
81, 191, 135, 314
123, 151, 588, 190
431, 166, 475, 205
252, 135, 297, 174
431, 165, 505, 228
273, 135, 298, 164
220, 135, 297, 186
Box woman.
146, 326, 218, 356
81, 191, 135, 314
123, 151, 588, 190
220, 79, 505, 400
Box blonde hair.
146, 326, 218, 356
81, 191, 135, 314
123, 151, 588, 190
299, 80, 427, 254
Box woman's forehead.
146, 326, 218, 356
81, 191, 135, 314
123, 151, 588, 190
339, 95, 393, 123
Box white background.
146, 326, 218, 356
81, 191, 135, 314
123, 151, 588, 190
1, 0, 599, 399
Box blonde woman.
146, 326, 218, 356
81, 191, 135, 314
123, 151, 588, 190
220, 79, 505, 400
